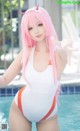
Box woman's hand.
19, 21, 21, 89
55, 38, 80, 65
60, 39, 79, 64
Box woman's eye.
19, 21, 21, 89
28, 27, 33, 31
38, 23, 43, 26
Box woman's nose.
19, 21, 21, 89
34, 27, 39, 34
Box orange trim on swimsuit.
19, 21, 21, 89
39, 96, 56, 121
18, 86, 26, 112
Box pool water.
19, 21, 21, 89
0, 95, 80, 131
58, 95, 80, 131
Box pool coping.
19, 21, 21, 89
0, 82, 80, 96
0, 73, 80, 96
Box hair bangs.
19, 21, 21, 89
27, 12, 39, 29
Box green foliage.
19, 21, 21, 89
0, 0, 24, 17
0, 0, 24, 52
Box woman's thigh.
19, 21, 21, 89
36, 114, 60, 131
9, 100, 32, 131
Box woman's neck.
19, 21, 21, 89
35, 41, 49, 53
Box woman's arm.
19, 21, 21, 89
0, 50, 23, 87
54, 39, 73, 79
55, 44, 67, 79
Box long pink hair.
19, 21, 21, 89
21, 6, 58, 85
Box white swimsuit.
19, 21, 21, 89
14, 47, 59, 122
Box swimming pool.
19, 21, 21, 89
0, 95, 80, 131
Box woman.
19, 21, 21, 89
0, 6, 73, 131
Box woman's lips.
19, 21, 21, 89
36, 35, 42, 38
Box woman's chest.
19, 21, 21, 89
25, 55, 53, 85
33, 52, 50, 72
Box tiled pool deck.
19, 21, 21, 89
0, 73, 80, 96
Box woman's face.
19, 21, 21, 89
28, 17, 46, 42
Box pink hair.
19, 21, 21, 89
21, 6, 61, 97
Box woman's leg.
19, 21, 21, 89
36, 114, 60, 131
9, 100, 32, 131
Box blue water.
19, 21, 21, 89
0, 95, 80, 131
